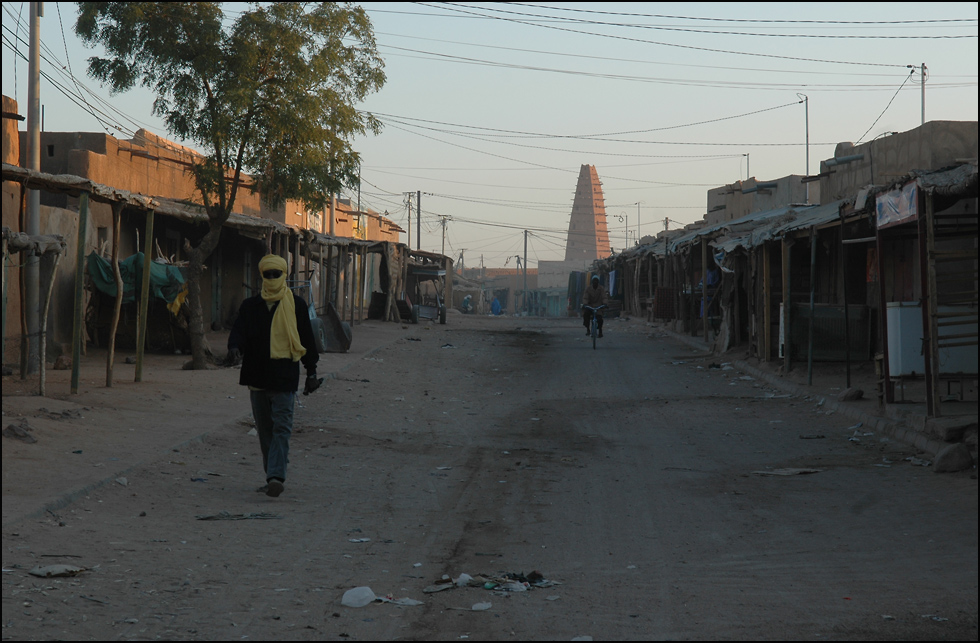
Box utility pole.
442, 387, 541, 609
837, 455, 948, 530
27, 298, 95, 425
439, 216, 452, 256
24, 1, 43, 374
404, 193, 412, 247
523, 230, 528, 316
416, 190, 421, 250
920, 63, 927, 125
798, 93, 810, 203
907, 63, 927, 125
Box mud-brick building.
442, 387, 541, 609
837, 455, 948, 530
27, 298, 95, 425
2, 94, 413, 366
599, 120, 977, 424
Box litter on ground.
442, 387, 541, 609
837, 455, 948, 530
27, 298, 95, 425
752, 468, 823, 476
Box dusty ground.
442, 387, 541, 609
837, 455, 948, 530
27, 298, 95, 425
2, 313, 977, 641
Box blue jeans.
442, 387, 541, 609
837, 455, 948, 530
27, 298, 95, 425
249, 390, 295, 482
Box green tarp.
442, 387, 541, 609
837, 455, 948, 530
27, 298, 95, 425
87, 252, 185, 304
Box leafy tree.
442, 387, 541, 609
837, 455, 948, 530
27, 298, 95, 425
75, 2, 385, 368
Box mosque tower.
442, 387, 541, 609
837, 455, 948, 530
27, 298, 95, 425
563, 164, 611, 262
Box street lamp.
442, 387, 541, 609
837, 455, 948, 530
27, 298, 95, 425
617, 212, 628, 250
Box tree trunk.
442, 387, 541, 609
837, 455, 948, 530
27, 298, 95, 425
186, 247, 208, 369
186, 215, 227, 369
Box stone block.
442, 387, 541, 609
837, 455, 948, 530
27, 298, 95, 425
933, 443, 975, 473
837, 387, 864, 402
926, 417, 978, 442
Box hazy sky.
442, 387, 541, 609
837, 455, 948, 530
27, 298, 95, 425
3, 2, 977, 268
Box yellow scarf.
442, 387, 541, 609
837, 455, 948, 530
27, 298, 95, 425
258, 255, 306, 362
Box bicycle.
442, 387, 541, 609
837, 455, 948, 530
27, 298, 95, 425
583, 304, 607, 350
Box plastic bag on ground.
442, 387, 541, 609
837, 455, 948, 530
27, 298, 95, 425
341, 586, 376, 608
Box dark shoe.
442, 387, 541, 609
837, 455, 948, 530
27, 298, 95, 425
266, 479, 284, 498
256, 483, 269, 493
585, 329, 590, 335
598, 330, 603, 338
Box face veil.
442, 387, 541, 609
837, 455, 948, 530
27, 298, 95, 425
258, 255, 306, 362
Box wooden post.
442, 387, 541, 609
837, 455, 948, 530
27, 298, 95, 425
444, 255, 451, 317
1, 236, 7, 370
687, 253, 696, 336
135, 208, 154, 382
320, 241, 328, 315
361, 247, 369, 320
733, 257, 742, 347
922, 191, 941, 416
648, 256, 655, 316
338, 247, 347, 320
807, 227, 817, 385
747, 250, 756, 354
39, 252, 61, 396
782, 236, 792, 373
702, 240, 710, 344
763, 242, 772, 362
350, 247, 357, 327
333, 246, 341, 318
18, 185, 27, 378
630, 257, 643, 315
840, 210, 852, 389
358, 246, 367, 324
875, 219, 893, 403
71, 192, 89, 394
106, 202, 124, 388
383, 243, 394, 322
292, 233, 300, 282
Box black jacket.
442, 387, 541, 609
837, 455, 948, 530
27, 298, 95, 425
228, 294, 319, 392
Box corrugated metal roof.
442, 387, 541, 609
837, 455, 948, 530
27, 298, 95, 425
914, 160, 978, 194
712, 200, 844, 254
616, 200, 845, 259
598, 161, 975, 266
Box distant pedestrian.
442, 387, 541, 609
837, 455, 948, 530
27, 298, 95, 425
227, 255, 321, 497
491, 296, 502, 316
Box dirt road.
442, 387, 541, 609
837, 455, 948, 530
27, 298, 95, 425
2, 314, 977, 640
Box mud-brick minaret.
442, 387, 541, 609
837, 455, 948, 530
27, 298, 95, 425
563, 164, 611, 262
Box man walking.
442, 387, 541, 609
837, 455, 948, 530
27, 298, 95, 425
227, 254, 321, 497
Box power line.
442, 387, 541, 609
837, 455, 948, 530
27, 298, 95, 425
379, 44, 977, 91
383, 114, 839, 152
441, 3, 977, 39
416, 3, 922, 68
373, 100, 803, 141
365, 154, 744, 171
2, 12, 150, 137
856, 69, 916, 144
54, 2, 112, 135
377, 119, 832, 189
500, 4, 978, 26
375, 30, 979, 80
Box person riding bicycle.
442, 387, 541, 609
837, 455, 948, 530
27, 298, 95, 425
582, 274, 609, 337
